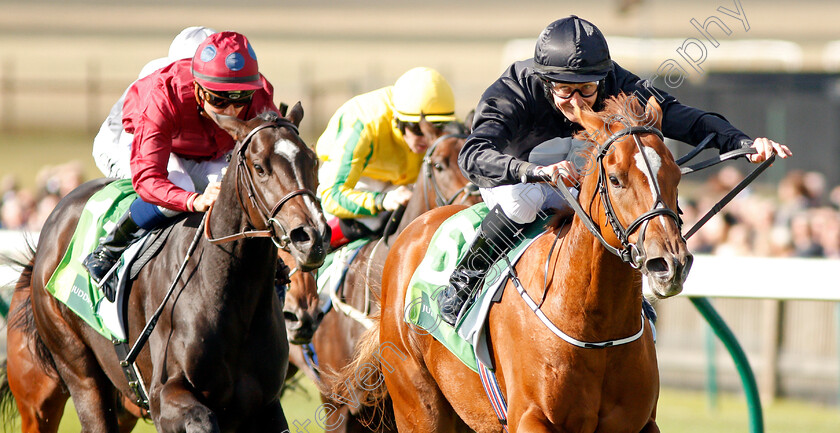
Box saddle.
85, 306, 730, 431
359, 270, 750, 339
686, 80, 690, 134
404, 203, 553, 372
44, 179, 179, 342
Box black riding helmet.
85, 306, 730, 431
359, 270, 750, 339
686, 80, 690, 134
534, 16, 612, 113
534, 16, 612, 83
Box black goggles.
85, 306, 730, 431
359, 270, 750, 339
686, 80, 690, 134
198, 85, 255, 109
399, 121, 447, 136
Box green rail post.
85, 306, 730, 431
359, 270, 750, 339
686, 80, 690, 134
690, 296, 764, 433
705, 316, 718, 410
0, 292, 8, 318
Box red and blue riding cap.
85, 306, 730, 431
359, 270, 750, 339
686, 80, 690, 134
191, 31, 262, 92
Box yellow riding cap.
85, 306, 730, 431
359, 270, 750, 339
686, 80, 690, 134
316, 87, 425, 219
392, 67, 456, 123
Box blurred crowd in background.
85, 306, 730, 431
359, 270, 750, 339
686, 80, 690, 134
683, 168, 840, 259
0, 162, 84, 233
1, 162, 839, 259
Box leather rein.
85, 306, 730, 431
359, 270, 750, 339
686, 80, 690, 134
204, 119, 317, 249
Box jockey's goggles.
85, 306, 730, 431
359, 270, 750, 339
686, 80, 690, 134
547, 81, 599, 99
399, 120, 447, 136
198, 84, 255, 109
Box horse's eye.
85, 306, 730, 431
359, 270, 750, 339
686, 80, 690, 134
434, 162, 444, 171
253, 163, 266, 176
609, 174, 621, 188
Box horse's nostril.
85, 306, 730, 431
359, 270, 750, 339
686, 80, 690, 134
289, 226, 313, 245
645, 257, 669, 274
283, 311, 299, 322
316, 311, 325, 322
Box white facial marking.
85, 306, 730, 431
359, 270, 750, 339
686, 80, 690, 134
274, 138, 299, 161
634, 147, 662, 198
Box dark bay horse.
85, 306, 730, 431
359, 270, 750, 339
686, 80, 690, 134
285, 118, 481, 432
341, 95, 692, 432
0, 105, 329, 433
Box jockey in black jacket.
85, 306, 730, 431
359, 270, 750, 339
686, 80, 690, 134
437, 15, 791, 326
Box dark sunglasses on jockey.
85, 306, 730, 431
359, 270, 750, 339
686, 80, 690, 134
399, 120, 448, 136
197, 84, 255, 109
546, 80, 600, 99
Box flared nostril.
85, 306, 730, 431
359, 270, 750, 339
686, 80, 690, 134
644, 257, 669, 274
283, 311, 299, 323
289, 226, 313, 245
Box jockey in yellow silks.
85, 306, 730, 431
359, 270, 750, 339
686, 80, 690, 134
316, 67, 456, 248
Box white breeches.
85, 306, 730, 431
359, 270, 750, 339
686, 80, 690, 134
479, 182, 579, 225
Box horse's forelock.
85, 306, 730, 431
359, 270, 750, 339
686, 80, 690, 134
257, 110, 280, 123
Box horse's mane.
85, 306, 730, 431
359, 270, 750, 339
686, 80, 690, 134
443, 119, 468, 135
257, 110, 281, 122
574, 93, 649, 141
544, 94, 651, 231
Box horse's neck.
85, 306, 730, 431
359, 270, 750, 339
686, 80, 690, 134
201, 178, 276, 298
546, 217, 642, 335
393, 175, 434, 235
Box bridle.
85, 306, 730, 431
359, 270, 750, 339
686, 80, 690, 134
554, 125, 681, 268
205, 118, 318, 249
422, 133, 480, 207
506, 124, 679, 352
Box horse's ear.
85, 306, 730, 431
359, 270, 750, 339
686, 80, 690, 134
464, 109, 476, 132
645, 96, 663, 130
574, 103, 605, 138
286, 102, 304, 127
210, 112, 249, 141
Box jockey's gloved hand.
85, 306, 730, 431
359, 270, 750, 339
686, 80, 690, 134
382, 186, 412, 211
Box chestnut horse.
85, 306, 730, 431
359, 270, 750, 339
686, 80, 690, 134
285, 118, 481, 432
0, 106, 329, 433
341, 95, 692, 432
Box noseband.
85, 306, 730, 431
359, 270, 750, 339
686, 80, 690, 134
556, 125, 681, 268
205, 118, 318, 249
422, 133, 480, 207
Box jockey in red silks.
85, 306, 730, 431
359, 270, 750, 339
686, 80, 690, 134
83, 31, 279, 301
93, 26, 217, 179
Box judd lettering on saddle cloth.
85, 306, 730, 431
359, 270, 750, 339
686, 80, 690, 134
44, 179, 137, 341
405, 203, 549, 372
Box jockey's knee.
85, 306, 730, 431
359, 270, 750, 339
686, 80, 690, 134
129, 199, 177, 230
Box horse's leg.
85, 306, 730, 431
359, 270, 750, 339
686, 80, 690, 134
237, 399, 289, 433
51, 354, 122, 433
155, 380, 220, 433
116, 397, 141, 433
28, 288, 122, 433
6, 287, 68, 433
382, 357, 461, 432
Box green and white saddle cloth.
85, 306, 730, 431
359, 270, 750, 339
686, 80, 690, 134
44, 179, 139, 342
315, 237, 372, 319
404, 203, 550, 372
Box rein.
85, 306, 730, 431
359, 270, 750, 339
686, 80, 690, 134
203, 119, 318, 249
423, 133, 479, 207
504, 125, 673, 353
676, 133, 777, 239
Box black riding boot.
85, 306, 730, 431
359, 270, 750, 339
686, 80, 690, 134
83, 210, 146, 300
437, 205, 526, 326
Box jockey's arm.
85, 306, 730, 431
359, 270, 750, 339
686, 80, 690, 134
317, 135, 384, 219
